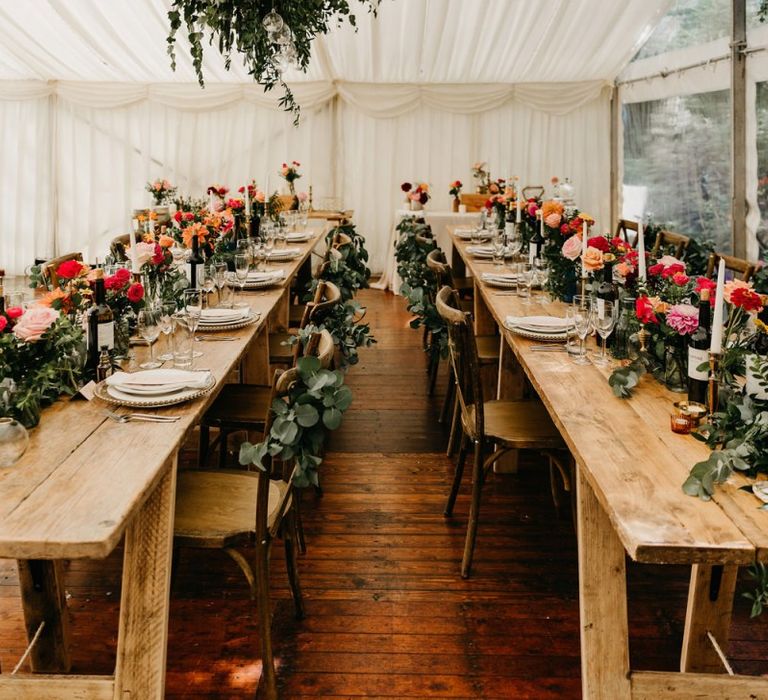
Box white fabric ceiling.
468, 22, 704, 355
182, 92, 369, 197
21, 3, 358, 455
0, 0, 669, 84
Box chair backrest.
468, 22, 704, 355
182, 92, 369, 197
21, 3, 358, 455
310, 280, 341, 323
109, 234, 132, 262
459, 193, 487, 212
315, 329, 335, 368
614, 219, 639, 246
705, 252, 756, 282
651, 229, 690, 259
426, 248, 452, 288
42, 252, 83, 288
435, 285, 483, 440
522, 185, 544, 200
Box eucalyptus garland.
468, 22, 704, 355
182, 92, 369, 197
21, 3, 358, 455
166, 0, 380, 121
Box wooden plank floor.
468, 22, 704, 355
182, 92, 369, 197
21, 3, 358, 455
1, 288, 766, 698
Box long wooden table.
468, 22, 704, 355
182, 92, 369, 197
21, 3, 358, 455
449, 228, 768, 699
0, 223, 327, 698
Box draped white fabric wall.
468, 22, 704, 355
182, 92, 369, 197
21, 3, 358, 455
0, 82, 610, 275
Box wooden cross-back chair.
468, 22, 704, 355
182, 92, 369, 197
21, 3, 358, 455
651, 229, 691, 259
41, 252, 83, 288
522, 185, 545, 201
705, 252, 756, 282
201, 328, 335, 468
109, 234, 131, 262
175, 367, 306, 700
435, 285, 570, 578
614, 219, 639, 247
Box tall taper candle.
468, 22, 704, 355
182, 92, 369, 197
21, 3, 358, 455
637, 219, 646, 281
581, 219, 588, 277
516, 188, 521, 223
710, 258, 726, 353
130, 224, 140, 273
244, 184, 250, 217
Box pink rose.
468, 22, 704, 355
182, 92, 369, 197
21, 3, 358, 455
582, 246, 605, 272
561, 234, 583, 261
13, 307, 59, 342
131, 241, 156, 268
544, 213, 562, 229
527, 203, 539, 217
297, 191, 308, 203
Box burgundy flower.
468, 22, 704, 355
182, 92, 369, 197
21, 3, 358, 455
401, 182, 412, 193
587, 236, 610, 253
648, 263, 664, 276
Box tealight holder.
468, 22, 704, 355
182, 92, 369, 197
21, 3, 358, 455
670, 413, 693, 435
673, 401, 707, 428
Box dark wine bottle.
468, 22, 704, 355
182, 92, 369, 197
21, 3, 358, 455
186, 234, 204, 289
529, 215, 545, 265
249, 203, 261, 239
0, 268, 5, 314
87, 269, 114, 373
687, 288, 711, 405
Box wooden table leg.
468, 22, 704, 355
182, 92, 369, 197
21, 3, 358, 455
269, 288, 290, 332
16, 560, 71, 673
241, 327, 271, 385
113, 457, 177, 700
577, 466, 631, 700
680, 563, 738, 673
451, 243, 466, 279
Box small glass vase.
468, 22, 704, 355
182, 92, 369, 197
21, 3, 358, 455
664, 346, 687, 393
113, 314, 131, 360
0, 417, 30, 467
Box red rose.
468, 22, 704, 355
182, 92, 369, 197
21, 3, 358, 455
610, 236, 629, 251
560, 224, 570, 235
0, 316, 7, 333
217, 187, 228, 196
184, 212, 194, 221
151, 244, 164, 266
6, 306, 23, 320
636, 296, 658, 324
237, 186, 245, 193
661, 263, 686, 278
173, 210, 183, 222
671, 272, 690, 286
587, 236, 610, 253
127, 283, 144, 303
56, 259, 84, 280
571, 217, 583, 230
730, 287, 763, 312
695, 276, 717, 294
115, 268, 131, 284
648, 263, 664, 276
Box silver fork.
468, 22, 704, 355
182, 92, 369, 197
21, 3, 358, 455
103, 410, 180, 423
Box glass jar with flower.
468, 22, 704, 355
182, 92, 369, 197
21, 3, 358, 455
279, 161, 302, 209
449, 180, 462, 212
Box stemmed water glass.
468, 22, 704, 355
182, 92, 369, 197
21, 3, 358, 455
138, 305, 162, 369
593, 300, 616, 366
234, 254, 249, 308
571, 294, 594, 366
214, 262, 228, 305
158, 304, 175, 361
492, 231, 505, 268
202, 263, 216, 309
183, 289, 203, 362
264, 227, 275, 261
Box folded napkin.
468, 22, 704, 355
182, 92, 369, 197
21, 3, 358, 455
286, 232, 310, 241
506, 315, 572, 332
107, 369, 211, 389
266, 247, 301, 257
246, 269, 285, 281
200, 308, 247, 321
467, 245, 494, 254
456, 228, 490, 239
481, 272, 517, 282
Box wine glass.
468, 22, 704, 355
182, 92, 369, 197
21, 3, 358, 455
183, 289, 203, 362
264, 228, 275, 260
492, 231, 505, 268
593, 299, 616, 367
252, 238, 266, 272
202, 264, 216, 308
214, 262, 228, 305
234, 254, 249, 308
138, 306, 162, 369
158, 304, 175, 361
571, 295, 593, 366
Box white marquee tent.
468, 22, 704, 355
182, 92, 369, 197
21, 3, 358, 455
0, 0, 673, 275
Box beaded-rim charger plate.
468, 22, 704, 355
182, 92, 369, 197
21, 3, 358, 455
504, 323, 570, 343
482, 276, 517, 289
95, 373, 215, 408
197, 313, 260, 332
227, 276, 283, 290
266, 250, 301, 261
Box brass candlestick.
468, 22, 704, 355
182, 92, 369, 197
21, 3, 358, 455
708, 352, 721, 416
637, 327, 649, 353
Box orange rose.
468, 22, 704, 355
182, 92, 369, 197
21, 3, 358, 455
38, 287, 66, 308
582, 246, 604, 272
542, 200, 564, 219
650, 296, 669, 314
159, 234, 175, 248
182, 222, 208, 248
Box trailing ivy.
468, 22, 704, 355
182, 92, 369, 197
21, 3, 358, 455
166, 0, 380, 122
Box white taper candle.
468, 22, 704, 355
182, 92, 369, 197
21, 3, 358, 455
710, 258, 726, 354
637, 220, 646, 281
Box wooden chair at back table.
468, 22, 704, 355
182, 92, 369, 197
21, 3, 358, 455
705, 252, 756, 282
651, 229, 691, 259
615, 219, 639, 247
522, 185, 545, 201
174, 366, 306, 700
435, 285, 570, 578
41, 252, 83, 288
425, 249, 501, 458
458, 193, 487, 212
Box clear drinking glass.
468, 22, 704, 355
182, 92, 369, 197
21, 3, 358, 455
492, 232, 505, 268
158, 304, 175, 361
234, 254, 249, 308
202, 263, 216, 309
516, 263, 532, 300
138, 306, 162, 369
571, 295, 593, 366
183, 289, 203, 360
172, 316, 194, 368
593, 299, 616, 367
214, 262, 228, 306
264, 229, 275, 260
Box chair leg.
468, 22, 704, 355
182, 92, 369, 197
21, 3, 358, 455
428, 350, 440, 397
445, 433, 468, 517
199, 424, 210, 467
283, 510, 305, 620
461, 439, 484, 579
294, 490, 307, 555
255, 540, 278, 700
446, 393, 460, 458
224, 547, 257, 600
439, 367, 454, 424
218, 429, 228, 468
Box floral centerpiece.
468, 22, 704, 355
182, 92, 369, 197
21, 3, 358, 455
279, 161, 302, 207
0, 305, 85, 428
145, 179, 177, 206
449, 180, 462, 212
471, 161, 490, 193
401, 182, 430, 211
